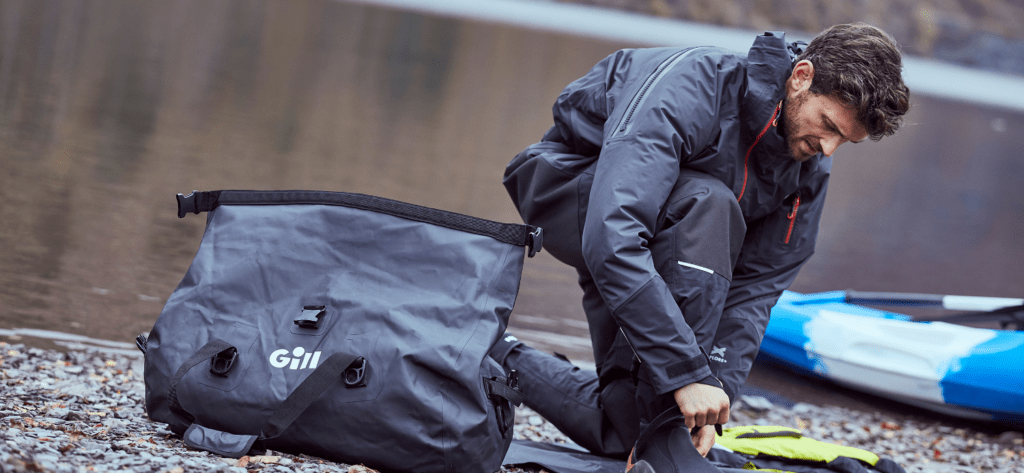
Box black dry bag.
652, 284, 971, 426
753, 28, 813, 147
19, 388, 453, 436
140, 190, 542, 473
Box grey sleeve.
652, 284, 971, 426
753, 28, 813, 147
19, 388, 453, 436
708, 173, 830, 401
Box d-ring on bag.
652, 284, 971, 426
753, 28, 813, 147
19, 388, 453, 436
138, 190, 542, 473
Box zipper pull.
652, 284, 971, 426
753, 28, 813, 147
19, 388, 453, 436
784, 195, 801, 244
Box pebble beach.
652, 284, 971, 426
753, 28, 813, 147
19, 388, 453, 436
1, 341, 1022, 473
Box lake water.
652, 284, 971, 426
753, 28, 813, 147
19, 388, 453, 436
2, 0, 1022, 376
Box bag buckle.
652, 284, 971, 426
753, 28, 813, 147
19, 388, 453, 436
210, 347, 238, 377
527, 227, 543, 258
294, 306, 326, 329
344, 357, 367, 388
176, 191, 200, 218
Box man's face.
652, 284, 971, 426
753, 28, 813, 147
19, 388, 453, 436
781, 62, 869, 162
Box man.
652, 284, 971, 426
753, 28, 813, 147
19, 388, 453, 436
493, 23, 910, 472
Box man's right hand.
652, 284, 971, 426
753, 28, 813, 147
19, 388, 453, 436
672, 382, 730, 430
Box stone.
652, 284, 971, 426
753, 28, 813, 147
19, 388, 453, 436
65, 410, 89, 422
738, 395, 774, 411
790, 402, 815, 414
997, 431, 1023, 443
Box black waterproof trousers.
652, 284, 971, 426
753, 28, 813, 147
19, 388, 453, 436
500, 159, 746, 458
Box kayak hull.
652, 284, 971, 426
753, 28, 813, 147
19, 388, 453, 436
761, 291, 1024, 426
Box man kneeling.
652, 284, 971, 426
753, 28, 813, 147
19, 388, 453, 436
494, 23, 910, 472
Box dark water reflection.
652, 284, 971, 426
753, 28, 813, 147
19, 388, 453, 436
1, 0, 1022, 368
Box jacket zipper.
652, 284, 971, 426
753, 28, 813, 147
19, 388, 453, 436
736, 100, 782, 202
784, 194, 801, 244
612, 48, 699, 137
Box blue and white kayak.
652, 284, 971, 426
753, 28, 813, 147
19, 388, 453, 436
761, 290, 1024, 425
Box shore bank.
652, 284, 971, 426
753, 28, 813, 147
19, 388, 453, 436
1, 340, 1021, 472
516, 0, 1024, 76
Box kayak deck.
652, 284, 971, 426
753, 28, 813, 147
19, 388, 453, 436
761, 291, 1024, 425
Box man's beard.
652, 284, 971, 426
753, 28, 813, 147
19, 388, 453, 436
780, 92, 814, 162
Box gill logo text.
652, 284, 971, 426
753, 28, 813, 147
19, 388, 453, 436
269, 347, 323, 370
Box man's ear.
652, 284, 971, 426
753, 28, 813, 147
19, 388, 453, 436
787, 60, 815, 94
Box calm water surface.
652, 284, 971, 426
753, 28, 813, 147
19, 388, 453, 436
2, 0, 1022, 374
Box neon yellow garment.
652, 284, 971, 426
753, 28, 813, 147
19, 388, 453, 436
741, 462, 792, 472
717, 426, 879, 466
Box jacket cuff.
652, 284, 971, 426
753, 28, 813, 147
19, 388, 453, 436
639, 357, 713, 396
611, 278, 710, 394
695, 374, 724, 390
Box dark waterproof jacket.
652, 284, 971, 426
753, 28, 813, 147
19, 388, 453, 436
505, 32, 831, 399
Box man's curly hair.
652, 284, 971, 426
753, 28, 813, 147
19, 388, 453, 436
798, 23, 911, 141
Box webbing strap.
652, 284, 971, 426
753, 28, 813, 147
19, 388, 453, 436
260, 352, 363, 439
170, 344, 364, 457
168, 338, 234, 423
484, 378, 524, 407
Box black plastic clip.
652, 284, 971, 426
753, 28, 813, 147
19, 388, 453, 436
527, 227, 543, 258
135, 334, 148, 355
210, 347, 238, 377
176, 191, 200, 218
507, 369, 519, 391
294, 306, 326, 329
344, 357, 367, 388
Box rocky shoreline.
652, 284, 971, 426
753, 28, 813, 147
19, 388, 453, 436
521, 0, 1024, 77
1, 341, 1022, 472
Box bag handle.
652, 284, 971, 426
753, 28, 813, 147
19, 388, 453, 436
170, 340, 364, 457
484, 372, 524, 439
168, 338, 235, 424
260, 351, 363, 439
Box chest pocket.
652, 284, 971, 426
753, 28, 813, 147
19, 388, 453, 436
747, 192, 817, 262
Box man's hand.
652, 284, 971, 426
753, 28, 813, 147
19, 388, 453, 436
690, 424, 716, 457
672, 382, 730, 430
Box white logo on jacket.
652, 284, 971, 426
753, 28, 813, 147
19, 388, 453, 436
710, 346, 727, 363
269, 347, 322, 370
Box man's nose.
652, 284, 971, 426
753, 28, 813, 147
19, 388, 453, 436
821, 136, 843, 157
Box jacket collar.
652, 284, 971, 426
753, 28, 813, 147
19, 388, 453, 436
739, 32, 828, 218
741, 31, 793, 142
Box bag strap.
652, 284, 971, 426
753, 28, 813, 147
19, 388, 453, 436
168, 338, 235, 424
484, 378, 524, 407
484, 373, 524, 439
260, 351, 362, 439
175, 190, 543, 256
171, 342, 364, 457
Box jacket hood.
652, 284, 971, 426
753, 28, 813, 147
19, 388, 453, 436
741, 31, 795, 142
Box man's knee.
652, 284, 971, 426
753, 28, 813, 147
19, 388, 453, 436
662, 170, 743, 232
654, 170, 746, 279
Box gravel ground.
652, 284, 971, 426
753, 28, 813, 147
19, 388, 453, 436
1, 341, 1022, 472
